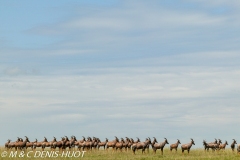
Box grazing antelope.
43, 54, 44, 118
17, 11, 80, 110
181, 138, 195, 154
170, 139, 181, 152
132, 138, 151, 154
231, 139, 237, 152
219, 140, 228, 150
97, 138, 108, 150
151, 137, 169, 155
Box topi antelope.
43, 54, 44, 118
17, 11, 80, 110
132, 137, 151, 154
115, 138, 124, 152
106, 136, 118, 151
75, 136, 86, 151
26, 139, 37, 150
170, 139, 181, 152
97, 138, 108, 150
123, 137, 131, 151
237, 144, 240, 154
15, 136, 30, 150
231, 139, 237, 152
151, 137, 169, 155
5, 139, 11, 149
219, 140, 228, 150
203, 139, 221, 151
181, 138, 195, 154
7, 137, 21, 150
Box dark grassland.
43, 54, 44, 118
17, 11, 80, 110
0, 147, 240, 160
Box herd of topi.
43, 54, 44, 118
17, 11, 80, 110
4, 136, 240, 154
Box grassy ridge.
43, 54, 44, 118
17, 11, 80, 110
0, 147, 240, 160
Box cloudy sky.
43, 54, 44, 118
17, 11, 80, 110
1, 0, 240, 147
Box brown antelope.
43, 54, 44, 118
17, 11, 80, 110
47, 137, 57, 150
132, 138, 151, 154
15, 136, 30, 150
231, 139, 237, 152
75, 136, 86, 151
92, 137, 98, 150
70, 136, 77, 150
97, 138, 108, 150
170, 139, 181, 152
115, 138, 124, 152
237, 144, 240, 154
33, 137, 48, 151
122, 137, 130, 151
52, 137, 66, 151
219, 140, 228, 150
82, 137, 95, 151
8, 137, 21, 150
63, 136, 71, 150
128, 137, 139, 151
181, 138, 195, 154
203, 139, 221, 151
106, 136, 118, 151
151, 137, 169, 155
5, 139, 11, 149
42, 137, 52, 150
26, 139, 37, 150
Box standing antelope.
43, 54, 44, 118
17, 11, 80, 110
106, 136, 118, 151
115, 138, 124, 152
15, 136, 30, 150
5, 139, 11, 149
8, 137, 21, 150
219, 140, 228, 150
237, 144, 240, 154
26, 139, 37, 150
231, 139, 237, 152
170, 139, 181, 152
33, 137, 48, 151
132, 138, 151, 154
75, 136, 86, 151
97, 138, 108, 150
181, 138, 195, 154
52, 137, 66, 151
122, 137, 130, 151
151, 137, 169, 155
203, 139, 221, 151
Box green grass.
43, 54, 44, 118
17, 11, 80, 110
1, 147, 240, 160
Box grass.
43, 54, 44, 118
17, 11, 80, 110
0, 147, 240, 160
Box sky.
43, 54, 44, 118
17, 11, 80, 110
1, 0, 240, 148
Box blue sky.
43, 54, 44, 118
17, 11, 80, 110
1, 0, 240, 147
